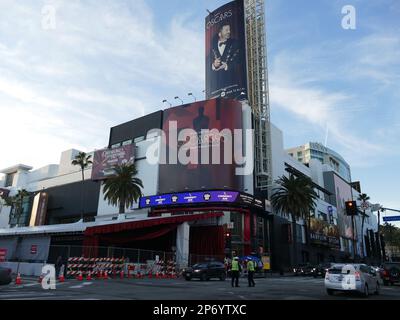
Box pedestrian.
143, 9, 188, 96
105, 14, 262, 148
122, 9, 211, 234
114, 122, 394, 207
247, 259, 255, 287
231, 256, 241, 287
55, 256, 63, 277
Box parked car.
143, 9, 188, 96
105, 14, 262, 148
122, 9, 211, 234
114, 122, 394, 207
325, 264, 380, 297
293, 263, 314, 276
311, 263, 335, 278
0, 266, 12, 285
183, 262, 226, 281
379, 262, 400, 286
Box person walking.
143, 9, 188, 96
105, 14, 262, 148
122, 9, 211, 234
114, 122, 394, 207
247, 259, 256, 287
231, 256, 241, 287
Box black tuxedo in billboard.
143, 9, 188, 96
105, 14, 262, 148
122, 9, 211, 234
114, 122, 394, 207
205, 0, 247, 100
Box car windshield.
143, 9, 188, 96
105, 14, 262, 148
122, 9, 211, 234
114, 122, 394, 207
192, 263, 207, 269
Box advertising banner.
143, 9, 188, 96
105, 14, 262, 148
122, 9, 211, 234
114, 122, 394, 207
159, 99, 243, 193
333, 174, 355, 240
309, 218, 340, 250
91, 144, 135, 180
205, 0, 247, 100
29, 192, 48, 227
139, 190, 264, 210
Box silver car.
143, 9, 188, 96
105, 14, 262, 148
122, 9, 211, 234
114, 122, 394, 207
324, 264, 380, 297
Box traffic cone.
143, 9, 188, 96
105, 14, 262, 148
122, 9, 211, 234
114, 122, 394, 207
104, 271, 108, 280
120, 270, 124, 279
59, 273, 65, 283
38, 274, 44, 284
87, 272, 92, 281
148, 272, 152, 279
77, 271, 83, 281
15, 273, 22, 285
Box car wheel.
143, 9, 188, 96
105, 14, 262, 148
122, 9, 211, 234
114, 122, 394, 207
220, 273, 226, 281
200, 274, 207, 281
185, 276, 191, 281
375, 282, 380, 295
326, 289, 334, 296
363, 284, 369, 298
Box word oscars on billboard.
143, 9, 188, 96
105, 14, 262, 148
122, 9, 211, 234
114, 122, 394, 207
205, 0, 248, 100
91, 144, 135, 180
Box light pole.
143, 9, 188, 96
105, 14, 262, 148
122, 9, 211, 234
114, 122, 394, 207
174, 96, 183, 105
188, 93, 197, 102
162, 99, 172, 107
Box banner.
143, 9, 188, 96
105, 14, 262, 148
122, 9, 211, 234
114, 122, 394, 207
309, 218, 340, 250
29, 192, 48, 227
205, 0, 247, 100
91, 144, 135, 180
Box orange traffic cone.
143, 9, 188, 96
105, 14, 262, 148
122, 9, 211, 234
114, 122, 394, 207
77, 271, 83, 281
59, 273, 65, 283
15, 273, 22, 285
38, 274, 44, 284
87, 272, 92, 281
104, 271, 108, 280
148, 272, 152, 279
120, 270, 124, 279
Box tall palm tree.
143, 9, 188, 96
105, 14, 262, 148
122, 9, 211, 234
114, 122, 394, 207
358, 193, 370, 259
271, 175, 318, 267
10, 189, 31, 226
103, 164, 143, 214
71, 152, 93, 221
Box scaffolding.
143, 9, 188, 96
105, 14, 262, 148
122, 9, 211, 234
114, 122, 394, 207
244, 0, 272, 194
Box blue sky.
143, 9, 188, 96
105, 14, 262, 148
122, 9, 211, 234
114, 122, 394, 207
0, 0, 399, 219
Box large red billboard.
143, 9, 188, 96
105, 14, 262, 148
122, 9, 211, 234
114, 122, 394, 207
91, 144, 135, 180
205, 0, 248, 100
158, 99, 244, 194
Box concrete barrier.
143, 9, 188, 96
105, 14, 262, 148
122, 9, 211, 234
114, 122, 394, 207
0, 262, 53, 276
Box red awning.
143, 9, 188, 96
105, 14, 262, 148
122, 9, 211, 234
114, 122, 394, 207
84, 212, 223, 236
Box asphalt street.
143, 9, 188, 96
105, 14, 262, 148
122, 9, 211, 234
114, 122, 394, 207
1, 275, 399, 300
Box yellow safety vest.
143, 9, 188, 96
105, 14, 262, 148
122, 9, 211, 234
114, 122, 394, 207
231, 260, 240, 271
247, 260, 255, 272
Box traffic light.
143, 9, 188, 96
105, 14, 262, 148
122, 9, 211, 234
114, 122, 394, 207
225, 232, 232, 248
345, 201, 358, 216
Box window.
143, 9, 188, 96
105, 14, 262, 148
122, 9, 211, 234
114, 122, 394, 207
111, 143, 121, 149
298, 158, 303, 162
5, 172, 16, 187
297, 151, 303, 156
122, 140, 132, 146
134, 136, 145, 143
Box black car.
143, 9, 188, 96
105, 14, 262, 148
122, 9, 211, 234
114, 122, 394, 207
0, 266, 12, 285
293, 264, 314, 276
380, 262, 400, 286
311, 263, 335, 278
183, 262, 227, 281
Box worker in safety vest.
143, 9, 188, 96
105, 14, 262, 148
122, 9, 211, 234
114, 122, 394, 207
231, 256, 241, 287
247, 259, 256, 287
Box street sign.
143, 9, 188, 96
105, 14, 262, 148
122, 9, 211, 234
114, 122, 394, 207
383, 216, 400, 222
31, 245, 38, 254
360, 202, 370, 211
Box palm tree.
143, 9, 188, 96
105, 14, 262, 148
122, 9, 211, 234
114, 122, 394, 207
271, 174, 318, 267
358, 193, 370, 259
71, 152, 93, 221
10, 189, 31, 226
103, 164, 143, 214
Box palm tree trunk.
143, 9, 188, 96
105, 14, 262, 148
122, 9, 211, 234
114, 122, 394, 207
361, 211, 365, 260
119, 198, 125, 214
291, 213, 297, 267
81, 168, 85, 222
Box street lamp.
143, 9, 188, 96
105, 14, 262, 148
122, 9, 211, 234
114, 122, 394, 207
174, 96, 183, 105
188, 93, 197, 102
162, 99, 172, 107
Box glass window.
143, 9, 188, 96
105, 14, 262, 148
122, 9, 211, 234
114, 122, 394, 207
134, 136, 145, 143
111, 143, 121, 149
122, 140, 132, 146
297, 151, 302, 156
5, 172, 16, 187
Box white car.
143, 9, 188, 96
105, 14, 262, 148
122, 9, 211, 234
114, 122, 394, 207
324, 264, 380, 297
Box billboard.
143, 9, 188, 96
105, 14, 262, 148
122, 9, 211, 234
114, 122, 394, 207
205, 0, 247, 100
309, 218, 340, 250
158, 99, 243, 193
29, 192, 49, 227
333, 174, 355, 240
91, 144, 135, 180
139, 190, 264, 210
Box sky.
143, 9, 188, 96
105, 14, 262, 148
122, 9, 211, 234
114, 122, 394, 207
0, 0, 399, 220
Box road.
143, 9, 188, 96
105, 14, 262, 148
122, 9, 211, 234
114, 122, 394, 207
1, 275, 400, 300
